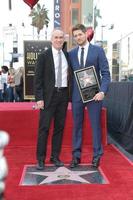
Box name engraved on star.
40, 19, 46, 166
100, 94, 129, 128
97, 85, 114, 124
57, 174, 70, 178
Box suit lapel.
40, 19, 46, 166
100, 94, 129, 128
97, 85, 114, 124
72, 47, 80, 69
75, 47, 80, 67
85, 43, 91, 67
48, 48, 55, 74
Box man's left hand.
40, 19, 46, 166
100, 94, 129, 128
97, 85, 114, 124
93, 92, 105, 101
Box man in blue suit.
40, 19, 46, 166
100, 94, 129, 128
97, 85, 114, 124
69, 24, 111, 168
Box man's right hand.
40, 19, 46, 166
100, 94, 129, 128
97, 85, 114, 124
36, 100, 44, 109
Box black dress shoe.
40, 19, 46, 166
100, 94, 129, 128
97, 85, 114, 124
92, 157, 101, 168
69, 157, 80, 168
50, 157, 64, 167
36, 160, 44, 170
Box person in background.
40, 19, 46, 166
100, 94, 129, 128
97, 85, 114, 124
14, 67, 24, 102
34, 28, 70, 170
1, 66, 9, 102
0, 70, 3, 101
7, 66, 16, 102
69, 24, 111, 168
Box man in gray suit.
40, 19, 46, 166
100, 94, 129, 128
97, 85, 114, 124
34, 28, 70, 170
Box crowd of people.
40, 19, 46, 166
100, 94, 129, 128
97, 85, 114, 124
0, 66, 24, 102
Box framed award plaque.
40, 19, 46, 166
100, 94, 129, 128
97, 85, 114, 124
74, 66, 100, 103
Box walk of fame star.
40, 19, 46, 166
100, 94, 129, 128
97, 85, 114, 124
20, 165, 107, 185
28, 166, 97, 184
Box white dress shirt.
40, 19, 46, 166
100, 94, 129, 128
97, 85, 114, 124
52, 46, 68, 87
78, 42, 89, 67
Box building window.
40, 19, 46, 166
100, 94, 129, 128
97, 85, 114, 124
72, 8, 79, 26
72, 0, 79, 3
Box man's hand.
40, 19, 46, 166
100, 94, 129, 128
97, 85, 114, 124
36, 100, 44, 109
93, 92, 105, 101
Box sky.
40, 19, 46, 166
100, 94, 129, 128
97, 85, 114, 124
0, 0, 54, 66
45, 0, 133, 43
0, 0, 133, 67
0, 0, 133, 41
97, 0, 133, 42
0, 0, 54, 40
100, 0, 133, 29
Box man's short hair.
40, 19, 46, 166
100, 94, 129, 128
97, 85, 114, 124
72, 24, 87, 34
1, 65, 8, 72
51, 27, 65, 38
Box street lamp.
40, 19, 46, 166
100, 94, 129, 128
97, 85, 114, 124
101, 24, 114, 47
8, 0, 12, 10
101, 25, 106, 46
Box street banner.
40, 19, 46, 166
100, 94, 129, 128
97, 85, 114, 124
54, 0, 61, 27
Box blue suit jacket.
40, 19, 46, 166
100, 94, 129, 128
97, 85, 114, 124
68, 43, 111, 102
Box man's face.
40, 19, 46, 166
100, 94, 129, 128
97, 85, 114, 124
73, 29, 87, 46
51, 30, 65, 50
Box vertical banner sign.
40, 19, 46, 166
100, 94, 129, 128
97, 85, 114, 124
24, 40, 51, 100
54, 0, 61, 27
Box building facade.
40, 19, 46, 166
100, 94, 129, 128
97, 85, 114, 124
60, 0, 94, 48
112, 32, 133, 81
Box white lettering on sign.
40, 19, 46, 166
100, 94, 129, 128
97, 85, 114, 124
54, 0, 61, 27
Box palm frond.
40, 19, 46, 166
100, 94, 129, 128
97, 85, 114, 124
29, 3, 50, 35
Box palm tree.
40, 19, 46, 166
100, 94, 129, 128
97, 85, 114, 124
29, 3, 50, 39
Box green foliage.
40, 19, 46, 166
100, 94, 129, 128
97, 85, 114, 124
29, 3, 50, 35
